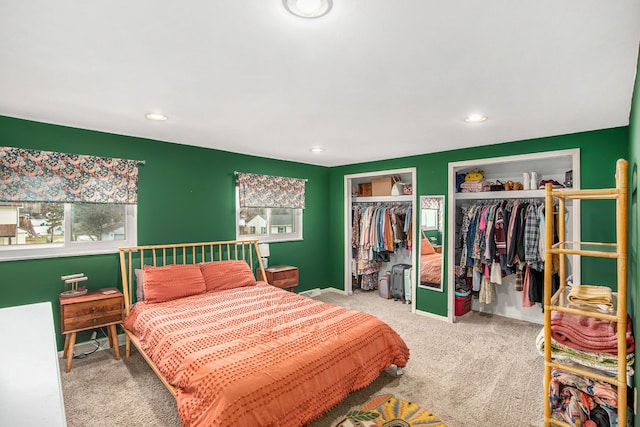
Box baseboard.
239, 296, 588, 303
321, 287, 347, 295
298, 288, 322, 297
300, 287, 347, 297
414, 308, 450, 322
57, 332, 127, 358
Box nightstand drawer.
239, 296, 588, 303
263, 265, 299, 291
61, 296, 123, 333
62, 308, 122, 332
270, 270, 298, 288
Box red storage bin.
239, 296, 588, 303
455, 293, 472, 316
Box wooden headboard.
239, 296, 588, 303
118, 240, 266, 315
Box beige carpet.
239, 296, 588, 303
60, 289, 544, 427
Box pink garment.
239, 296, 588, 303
521, 264, 534, 307
550, 311, 635, 355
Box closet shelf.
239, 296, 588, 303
455, 189, 546, 200
547, 241, 620, 259
352, 195, 413, 203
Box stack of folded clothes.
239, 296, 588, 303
459, 180, 492, 193
536, 329, 634, 376
568, 285, 614, 311
550, 311, 634, 355
540, 311, 636, 426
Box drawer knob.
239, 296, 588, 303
93, 318, 97, 323
92, 306, 97, 312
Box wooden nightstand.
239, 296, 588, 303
59, 287, 124, 373
260, 265, 298, 292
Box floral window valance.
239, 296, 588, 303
421, 197, 443, 210
237, 172, 306, 209
0, 146, 139, 204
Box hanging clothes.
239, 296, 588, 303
456, 198, 555, 309
352, 203, 412, 290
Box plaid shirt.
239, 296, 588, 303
524, 204, 544, 271
515, 265, 524, 291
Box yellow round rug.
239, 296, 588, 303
335, 394, 447, 427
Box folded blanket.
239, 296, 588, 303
460, 180, 492, 192
551, 311, 634, 355
535, 329, 635, 376
568, 285, 614, 311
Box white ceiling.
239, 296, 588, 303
1, 1, 639, 167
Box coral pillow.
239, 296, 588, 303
200, 260, 257, 292
143, 264, 206, 304
421, 238, 435, 255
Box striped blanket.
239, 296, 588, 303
535, 329, 634, 376
124, 283, 410, 426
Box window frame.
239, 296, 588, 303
0, 203, 137, 262
421, 208, 440, 231
235, 190, 303, 243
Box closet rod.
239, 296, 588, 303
460, 197, 545, 204
352, 202, 411, 206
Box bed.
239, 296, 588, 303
420, 252, 443, 285
119, 240, 410, 427
419, 237, 442, 286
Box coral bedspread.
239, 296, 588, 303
124, 282, 410, 427
420, 252, 442, 284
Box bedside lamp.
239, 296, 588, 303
258, 243, 270, 268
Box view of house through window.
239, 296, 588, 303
0, 201, 135, 260
238, 207, 300, 241
0, 202, 127, 246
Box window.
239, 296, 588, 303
421, 208, 439, 231
234, 172, 305, 243
237, 206, 302, 242
0, 146, 140, 261
0, 202, 137, 261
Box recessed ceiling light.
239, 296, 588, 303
464, 114, 487, 123
283, 0, 332, 18
310, 147, 325, 153
145, 113, 168, 121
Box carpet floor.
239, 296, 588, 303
60, 289, 544, 426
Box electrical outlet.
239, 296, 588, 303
90, 330, 97, 341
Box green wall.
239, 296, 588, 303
0, 116, 330, 349
329, 128, 629, 316
628, 44, 640, 427
0, 114, 633, 356
423, 230, 442, 246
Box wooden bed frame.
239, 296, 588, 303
118, 239, 266, 395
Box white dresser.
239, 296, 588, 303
0, 302, 67, 426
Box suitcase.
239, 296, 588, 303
378, 272, 391, 299
403, 267, 412, 304
390, 264, 411, 302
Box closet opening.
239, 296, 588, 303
343, 168, 417, 312
447, 149, 580, 324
